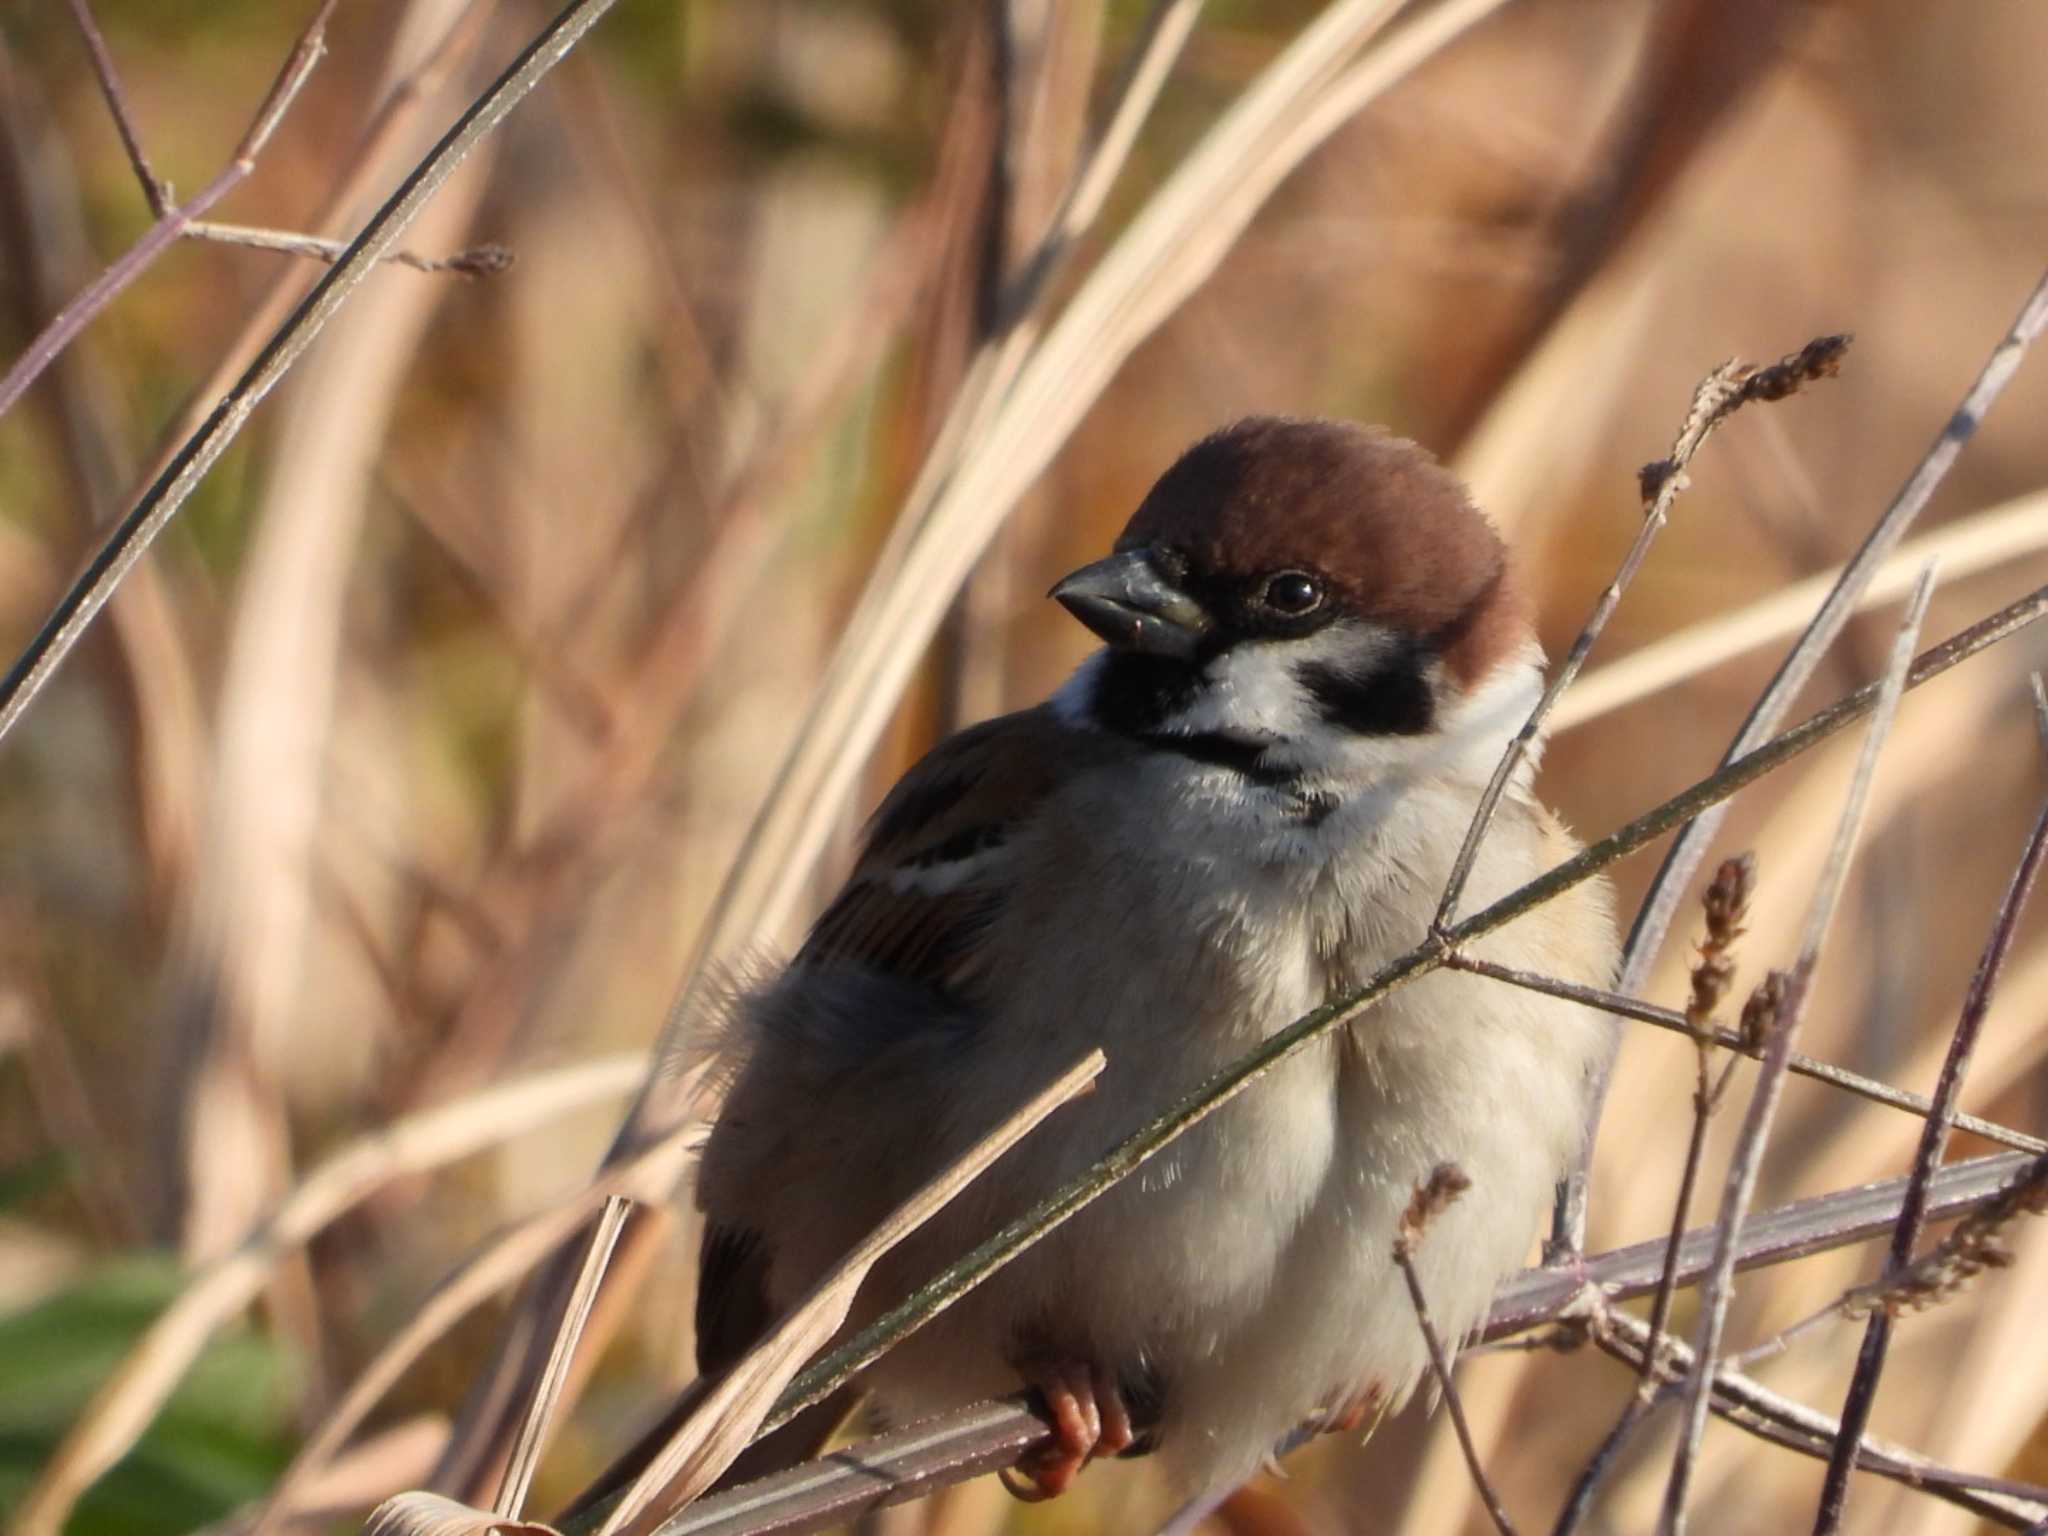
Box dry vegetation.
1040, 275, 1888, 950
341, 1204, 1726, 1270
4, 2, 2048, 1535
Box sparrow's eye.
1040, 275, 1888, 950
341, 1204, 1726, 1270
1262, 571, 1323, 615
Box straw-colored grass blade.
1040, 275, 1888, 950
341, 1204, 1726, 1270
595, 1048, 1105, 1536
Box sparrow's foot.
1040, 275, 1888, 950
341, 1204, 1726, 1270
1001, 1360, 1135, 1501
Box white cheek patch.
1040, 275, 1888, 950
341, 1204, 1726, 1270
1166, 625, 1395, 742
1433, 643, 1545, 784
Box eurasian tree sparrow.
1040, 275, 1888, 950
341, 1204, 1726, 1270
683, 417, 1619, 1504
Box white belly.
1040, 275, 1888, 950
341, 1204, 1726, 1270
847, 767, 1615, 1490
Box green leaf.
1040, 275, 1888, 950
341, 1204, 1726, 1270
0, 1256, 301, 1535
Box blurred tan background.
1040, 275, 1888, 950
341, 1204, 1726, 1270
3, 1, 2048, 1533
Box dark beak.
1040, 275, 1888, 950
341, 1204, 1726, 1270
1050, 549, 1211, 660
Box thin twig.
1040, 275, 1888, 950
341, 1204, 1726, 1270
1734, 1151, 2048, 1375
1394, 1165, 1519, 1536
0, 0, 339, 426
1597, 1309, 2047, 1531
1552, 862, 1755, 1536
1554, 857, 1759, 1535
1551, 1395, 1651, 1536
1444, 954, 2044, 1154
183, 218, 513, 275
1811, 740, 2048, 1531
1642, 855, 1755, 1369
61, 0, 171, 214
1657, 569, 1936, 1536
1437, 337, 1848, 927
1568, 265, 2048, 1254
0, 0, 623, 750
637, 1153, 2043, 1536
1847, 1153, 2048, 1318
1552, 491, 2048, 733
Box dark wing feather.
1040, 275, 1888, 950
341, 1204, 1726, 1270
695, 1223, 774, 1377
646, 705, 1116, 1509
794, 704, 1115, 995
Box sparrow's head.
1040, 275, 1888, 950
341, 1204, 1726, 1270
1051, 417, 1540, 787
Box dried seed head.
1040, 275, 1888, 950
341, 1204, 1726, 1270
1844, 1152, 2048, 1319
1739, 970, 1789, 1053
1701, 853, 1756, 948
1397, 1163, 1472, 1254
1688, 854, 1756, 1030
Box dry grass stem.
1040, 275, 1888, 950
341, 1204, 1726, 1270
1446, 954, 2045, 1154
496, 1197, 634, 1520
363, 1489, 556, 1536
0, 0, 621, 747
14, 1054, 647, 1536
590, 1050, 1105, 1536
1554, 490, 2048, 731
1438, 336, 1845, 927
1812, 736, 2048, 1531
1597, 1310, 2047, 1530
182, 218, 515, 274
253, 1137, 701, 1536
634, 1150, 2045, 1536
1582, 269, 2048, 1259
1656, 568, 1936, 1536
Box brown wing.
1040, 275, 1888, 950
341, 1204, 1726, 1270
796, 704, 1116, 996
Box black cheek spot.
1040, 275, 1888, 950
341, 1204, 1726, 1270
1297, 646, 1435, 736
1089, 650, 1206, 735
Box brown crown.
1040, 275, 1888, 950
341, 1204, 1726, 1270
1115, 417, 1532, 689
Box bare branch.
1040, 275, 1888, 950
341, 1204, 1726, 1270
1394, 1165, 1519, 1536
183, 218, 513, 275
629, 1152, 2043, 1536
0, 0, 340, 426
1657, 569, 1936, 1535
1812, 741, 2048, 1531
0, 0, 625, 749
1575, 267, 2048, 1254
1445, 954, 2044, 1155
61, 0, 171, 214
1597, 1309, 2047, 1530
1438, 337, 1848, 927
